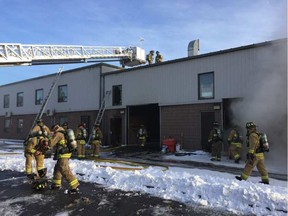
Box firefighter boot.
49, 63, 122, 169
235, 176, 242, 181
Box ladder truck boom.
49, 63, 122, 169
0, 43, 146, 67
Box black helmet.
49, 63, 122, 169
213, 121, 219, 127
61, 122, 68, 127
37, 119, 43, 124
246, 122, 256, 129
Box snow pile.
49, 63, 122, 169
0, 149, 287, 216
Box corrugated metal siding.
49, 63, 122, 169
0, 64, 118, 116
104, 46, 269, 106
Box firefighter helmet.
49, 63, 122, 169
61, 122, 68, 127
213, 121, 219, 127
246, 122, 256, 129
32, 179, 48, 191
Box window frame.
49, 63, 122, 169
17, 92, 24, 107
3, 94, 9, 108
112, 85, 122, 106
35, 88, 44, 105
4, 118, 11, 132
198, 72, 215, 100
58, 85, 68, 103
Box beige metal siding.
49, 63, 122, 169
104, 43, 285, 107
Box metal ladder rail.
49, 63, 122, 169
87, 90, 111, 145
24, 66, 63, 142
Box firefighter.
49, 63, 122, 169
155, 51, 163, 63
49, 124, 80, 193
146, 50, 154, 64
90, 124, 103, 157
75, 123, 87, 159
208, 121, 223, 161
235, 122, 269, 184
137, 125, 148, 147
24, 119, 51, 179
227, 126, 243, 163
61, 122, 69, 130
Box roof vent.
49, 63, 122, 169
188, 39, 200, 56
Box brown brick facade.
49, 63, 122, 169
160, 103, 222, 151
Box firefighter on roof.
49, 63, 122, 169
90, 124, 103, 157
146, 50, 154, 64
24, 119, 51, 179
155, 51, 163, 63
227, 126, 243, 163
235, 122, 269, 184
208, 121, 223, 161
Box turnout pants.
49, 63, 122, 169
240, 153, 269, 183
229, 143, 242, 161
77, 140, 86, 158
53, 158, 79, 189
25, 153, 45, 175
91, 140, 101, 157
211, 140, 222, 161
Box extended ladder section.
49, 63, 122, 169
87, 90, 111, 144
95, 90, 111, 125
0, 44, 146, 67
24, 67, 63, 143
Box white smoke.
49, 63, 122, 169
230, 40, 287, 171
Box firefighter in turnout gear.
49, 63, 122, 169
24, 119, 51, 179
146, 50, 154, 64
155, 51, 163, 63
208, 121, 223, 161
49, 124, 80, 193
137, 125, 148, 147
235, 122, 269, 184
227, 126, 243, 163
75, 123, 88, 159
90, 124, 103, 157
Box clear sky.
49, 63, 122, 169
0, 0, 287, 85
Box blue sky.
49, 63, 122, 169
0, 0, 287, 85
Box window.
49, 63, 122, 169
198, 72, 214, 99
112, 85, 122, 106
17, 118, 24, 133
4, 94, 9, 108
35, 89, 44, 105
58, 85, 68, 102
4, 118, 11, 132
17, 92, 24, 107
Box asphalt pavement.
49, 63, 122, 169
0, 170, 238, 216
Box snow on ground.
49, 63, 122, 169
0, 141, 287, 216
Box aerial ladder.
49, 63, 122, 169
0, 43, 146, 67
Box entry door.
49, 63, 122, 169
201, 112, 215, 152
110, 118, 122, 146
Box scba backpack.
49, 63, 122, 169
259, 133, 269, 152
60, 129, 77, 151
